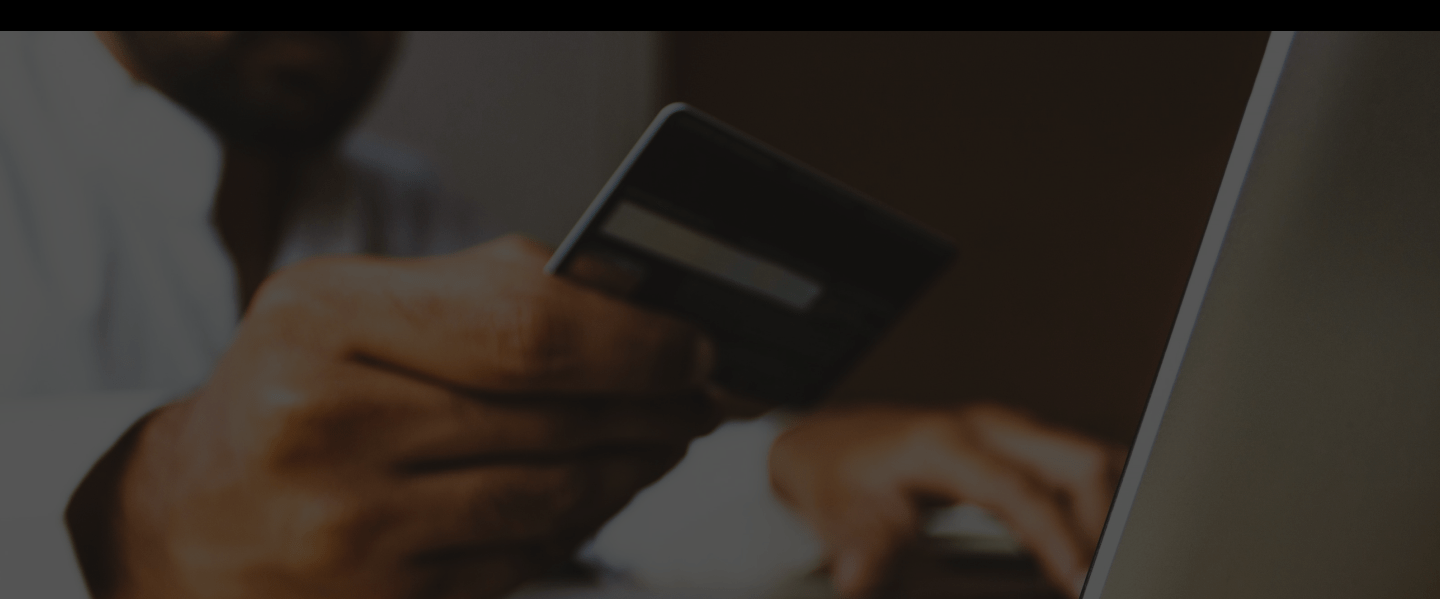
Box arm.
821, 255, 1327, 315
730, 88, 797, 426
73, 236, 719, 599
769, 402, 1126, 599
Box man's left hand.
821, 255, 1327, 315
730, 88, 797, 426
768, 402, 1125, 599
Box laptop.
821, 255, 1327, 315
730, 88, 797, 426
1084, 31, 1440, 599
528, 31, 1440, 599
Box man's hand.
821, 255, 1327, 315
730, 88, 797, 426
96, 236, 720, 599
768, 403, 1125, 599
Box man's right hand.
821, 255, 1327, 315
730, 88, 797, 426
98, 236, 720, 599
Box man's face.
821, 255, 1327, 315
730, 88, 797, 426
115, 31, 401, 154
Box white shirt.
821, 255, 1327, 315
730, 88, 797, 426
0, 31, 820, 598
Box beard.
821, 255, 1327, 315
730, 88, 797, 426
118, 31, 398, 155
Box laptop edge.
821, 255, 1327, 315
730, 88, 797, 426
1079, 31, 1297, 599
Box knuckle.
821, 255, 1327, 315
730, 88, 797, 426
489, 298, 574, 384
973, 469, 1032, 506
246, 256, 365, 333
905, 415, 961, 452
249, 258, 328, 312
283, 493, 391, 575
246, 272, 317, 325
259, 414, 340, 474
257, 376, 380, 472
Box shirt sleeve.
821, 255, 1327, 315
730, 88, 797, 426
582, 412, 825, 595
0, 391, 166, 599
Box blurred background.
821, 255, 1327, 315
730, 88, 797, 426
358, 32, 1269, 444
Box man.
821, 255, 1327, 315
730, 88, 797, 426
0, 31, 1121, 598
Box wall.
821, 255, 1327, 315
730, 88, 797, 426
356, 32, 1270, 443
666, 32, 1269, 441
358, 31, 661, 247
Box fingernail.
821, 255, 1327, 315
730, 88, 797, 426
691, 336, 716, 385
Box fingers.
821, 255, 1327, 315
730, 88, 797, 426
910, 441, 1091, 596
407, 550, 548, 599
769, 413, 918, 598
387, 395, 714, 474
156, 234, 719, 599
770, 405, 1110, 599
824, 496, 917, 599
255, 359, 716, 474
564, 250, 645, 298
243, 453, 683, 599
246, 235, 713, 399
959, 403, 1124, 543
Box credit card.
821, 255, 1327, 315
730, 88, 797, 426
546, 103, 955, 408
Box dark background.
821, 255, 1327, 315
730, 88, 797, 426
363, 32, 1271, 444
660, 32, 1270, 442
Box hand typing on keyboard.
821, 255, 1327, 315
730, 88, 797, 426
768, 403, 1125, 599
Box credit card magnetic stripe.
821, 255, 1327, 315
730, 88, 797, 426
549, 104, 955, 406
600, 201, 823, 311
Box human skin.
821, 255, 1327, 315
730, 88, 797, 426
75, 32, 1122, 599
770, 403, 1127, 599
89, 237, 722, 599
71, 33, 724, 599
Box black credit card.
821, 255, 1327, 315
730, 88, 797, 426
546, 103, 955, 408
